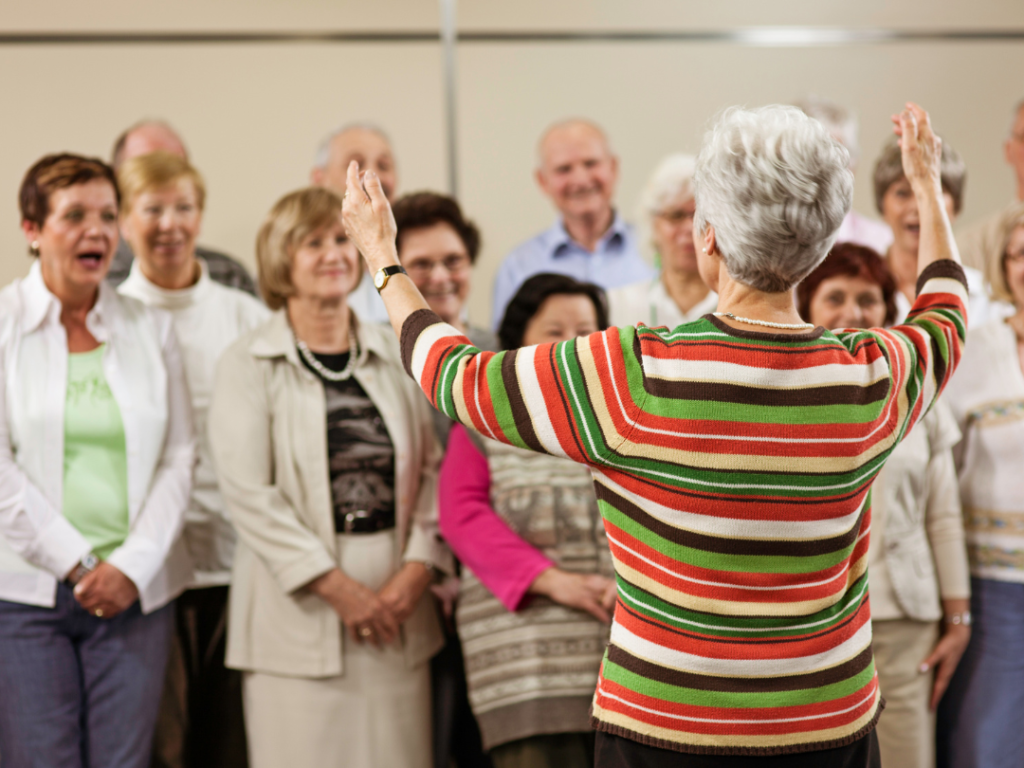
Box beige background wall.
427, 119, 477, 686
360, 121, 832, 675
2, 0, 1022, 327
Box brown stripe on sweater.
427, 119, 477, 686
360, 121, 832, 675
915, 259, 968, 295
501, 348, 545, 454
930, 334, 947, 394
595, 481, 865, 557
400, 308, 444, 378
643, 378, 891, 409
605, 643, 874, 694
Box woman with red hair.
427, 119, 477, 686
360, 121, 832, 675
798, 243, 971, 768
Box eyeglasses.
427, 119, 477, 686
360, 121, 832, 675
404, 254, 471, 280
656, 209, 696, 225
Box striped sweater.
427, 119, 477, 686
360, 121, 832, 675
401, 261, 968, 756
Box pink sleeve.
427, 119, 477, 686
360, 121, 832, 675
439, 424, 553, 612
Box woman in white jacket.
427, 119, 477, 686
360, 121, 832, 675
209, 187, 451, 768
798, 242, 972, 768
0, 154, 194, 768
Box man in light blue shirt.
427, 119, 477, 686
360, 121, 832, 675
491, 119, 654, 328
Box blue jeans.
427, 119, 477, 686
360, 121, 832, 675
937, 577, 1024, 768
0, 583, 173, 768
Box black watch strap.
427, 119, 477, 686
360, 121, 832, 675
374, 265, 407, 293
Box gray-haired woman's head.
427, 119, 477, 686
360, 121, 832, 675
694, 105, 854, 293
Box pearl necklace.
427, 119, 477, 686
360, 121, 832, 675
713, 312, 815, 331
297, 330, 359, 381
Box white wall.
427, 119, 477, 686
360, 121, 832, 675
1, 0, 1022, 327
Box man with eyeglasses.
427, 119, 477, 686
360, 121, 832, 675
490, 119, 653, 329
957, 99, 1024, 273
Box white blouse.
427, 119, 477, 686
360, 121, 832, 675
607, 277, 718, 329
0, 262, 195, 612
944, 319, 1024, 583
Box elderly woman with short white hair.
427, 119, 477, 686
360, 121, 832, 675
344, 103, 968, 767
606, 154, 717, 327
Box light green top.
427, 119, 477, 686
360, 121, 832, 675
62, 344, 129, 559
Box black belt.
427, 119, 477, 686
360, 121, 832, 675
336, 510, 396, 534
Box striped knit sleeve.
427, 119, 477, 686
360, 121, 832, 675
401, 309, 645, 465
837, 260, 968, 442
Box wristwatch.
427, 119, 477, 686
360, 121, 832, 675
373, 265, 407, 293
946, 611, 972, 627
66, 552, 99, 586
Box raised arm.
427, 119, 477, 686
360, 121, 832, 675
894, 102, 961, 273
342, 162, 645, 466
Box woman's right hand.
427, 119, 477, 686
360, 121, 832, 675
530, 567, 616, 623
307, 568, 400, 647
892, 103, 944, 199
341, 161, 398, 273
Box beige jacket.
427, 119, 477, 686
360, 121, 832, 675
209, 311, 451, 678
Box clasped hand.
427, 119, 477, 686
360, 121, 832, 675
309, 563, 433, 648
71, 562, 139, 619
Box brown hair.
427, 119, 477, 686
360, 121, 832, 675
796, 242, 898, 327
255, 187, 348, 310
117, 151, 206, 214
19, 153, 120, 233
392, 192, 481, 263
872, 135, 966, 215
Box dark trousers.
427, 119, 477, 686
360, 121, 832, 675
0, 585, 173, 768
594, 730, 881, 768
151, 586, 248, 768
431, 618, 492, 768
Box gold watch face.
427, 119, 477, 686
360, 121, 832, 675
374, 270, 386, 290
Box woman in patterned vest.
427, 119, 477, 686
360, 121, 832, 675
343, 103, 967, 768
440, 273, 615, 768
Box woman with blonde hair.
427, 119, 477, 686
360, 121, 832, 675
344, 102, 967, 767
937, 202, 1024, 768
117, 150, 269, 767
209, 187, 450, 768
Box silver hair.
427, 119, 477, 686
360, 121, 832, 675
793, 95, 859, 169
313, 122, 392, 169
635, 153, 696, 261
694, 105, 853, 293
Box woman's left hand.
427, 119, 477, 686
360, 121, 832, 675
341, 161, 398, 272
921, 622, 971, 710
378, 562, 433, 625
74, 562, 139, 619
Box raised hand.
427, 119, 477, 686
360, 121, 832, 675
891, 102, 944, 199
341, 160, 398, 272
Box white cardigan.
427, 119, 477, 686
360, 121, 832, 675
0, 261, 195, 612
944, 318, 1024, 583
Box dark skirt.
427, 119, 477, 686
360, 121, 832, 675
594, 730, 881, 768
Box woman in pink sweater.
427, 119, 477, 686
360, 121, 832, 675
439, 274, 615, 768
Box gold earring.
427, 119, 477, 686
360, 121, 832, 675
29, 241, 40, 258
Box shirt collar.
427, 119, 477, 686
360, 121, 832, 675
120, 256, 212, 311
248, 308, 388, 371
21, 259, 119, 341
549, 210, 629, 258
